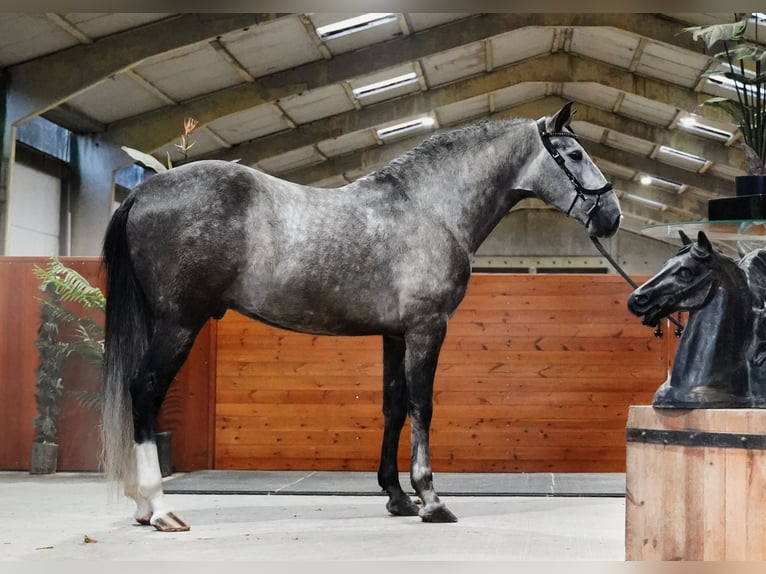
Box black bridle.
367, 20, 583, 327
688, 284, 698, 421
537, 117, 684, 337
536, 118, 614, 227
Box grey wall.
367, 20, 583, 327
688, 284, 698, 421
477, 207, 677, 275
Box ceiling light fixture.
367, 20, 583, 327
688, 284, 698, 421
638, 174, 684, 192
658, 145, 707, 165
314, 13, 398, 40
352, 72, 419, 99
626, 193, 666, 210
678, 115, 733, 141
377, 116, 435, 139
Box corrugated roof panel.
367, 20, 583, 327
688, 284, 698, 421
707, 162, 745, 181
279, 84, 355, 124
491, 28, 555, 68
222, 16, 323, 79
562, 83, 621, 111
571, 27, 640, 69
407, 14, 474, 31
595, 157, 640, 180
604, 130, 656, 156
635, 41, 710, 89
63, 13, 171, 39
317, 130, 378, 158
258, 145, 325, 174
492, 82, 548, 111
569, 120, 606, 142
135, 43, 243, 102
0, 14, 79, 66
618, 93, 677, 126
207, 104, 291, 145
435, 94, 489, 125
420, 42, 486, 87
66, 74, 168, 123
311, 174, 349, 188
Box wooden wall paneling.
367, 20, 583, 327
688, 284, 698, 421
214, 274, 667, 473
0, 259, 44, 469
156, 319, 217, 471
0, 257, 104, 471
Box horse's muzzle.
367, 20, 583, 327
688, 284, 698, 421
589, 211, 622, 239
627, 292, 662, 326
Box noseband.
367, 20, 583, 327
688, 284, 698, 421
536, 118, 613, 226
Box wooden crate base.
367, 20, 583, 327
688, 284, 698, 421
625, 405, 766, 560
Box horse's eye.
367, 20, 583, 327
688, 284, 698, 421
568, 150, 583, 161
677, 267, 693, 281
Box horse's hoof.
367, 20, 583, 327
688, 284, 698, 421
135, 514, 152, 526
386, 496, 420, 517
419, 504, 458, 523
151, 511, 191, 532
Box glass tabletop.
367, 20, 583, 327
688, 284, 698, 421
641, 220, 766, 251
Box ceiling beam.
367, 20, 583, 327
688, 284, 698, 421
6, 13, 284, 124
204, 85, 742, 176
107, 13, 714, 152
274, 96, 734, 198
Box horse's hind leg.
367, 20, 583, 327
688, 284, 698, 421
405, 321, 457, 523
378, 336, 419, 517
129, 320, 203, 532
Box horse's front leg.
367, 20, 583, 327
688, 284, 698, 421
378, 336, 419, 517
405, 321, 457, 523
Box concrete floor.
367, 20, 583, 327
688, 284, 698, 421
0, 471, 626, 561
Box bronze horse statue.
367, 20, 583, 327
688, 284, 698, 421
628, 230, 766, 409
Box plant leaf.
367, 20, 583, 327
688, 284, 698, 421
683, 15, 749, 49
121, 146, 167, 173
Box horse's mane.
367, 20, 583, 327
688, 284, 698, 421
361, 118, 528, 185
740, 249, 766, 307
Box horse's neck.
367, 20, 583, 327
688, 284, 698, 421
671, 286, 752, 386
408, 123, 535, 254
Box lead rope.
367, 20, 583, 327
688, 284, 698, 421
590, 236, 684, 339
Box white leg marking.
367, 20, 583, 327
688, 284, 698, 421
135, 442, 173, 521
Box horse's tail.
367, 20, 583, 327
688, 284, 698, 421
101, 193, 151, 492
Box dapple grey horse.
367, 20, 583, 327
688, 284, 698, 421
101, 103, 621, 531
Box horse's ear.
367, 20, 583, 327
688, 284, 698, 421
547, 102, 575, 133
697, 230, 713, 253
679, 230, 692, 245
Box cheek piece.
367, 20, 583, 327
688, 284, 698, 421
536, 117, 614, 226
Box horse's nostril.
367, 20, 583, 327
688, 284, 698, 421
632, 294, 649, 307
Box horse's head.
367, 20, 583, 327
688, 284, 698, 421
628, 231, 719, 326
526, 103, 621, 238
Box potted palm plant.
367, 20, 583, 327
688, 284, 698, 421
684, 13, 766, 202
30, 257, 105, 474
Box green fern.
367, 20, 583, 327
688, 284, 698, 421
33, 257, 105, 310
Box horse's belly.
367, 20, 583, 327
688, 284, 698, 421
230, 289, 403, 337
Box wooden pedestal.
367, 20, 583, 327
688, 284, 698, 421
625, 406, 766, 560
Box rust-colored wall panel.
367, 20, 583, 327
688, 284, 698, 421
0, 257, 214, 473
0, 257, 104, 471
156, 320, 216, 471
214, 274, 667, 473
2, 265, 670, 474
